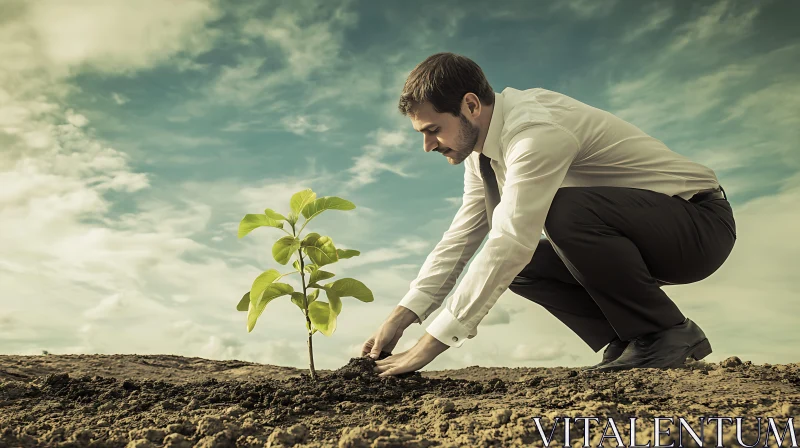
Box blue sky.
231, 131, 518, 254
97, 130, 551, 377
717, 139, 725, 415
1, 0, 798, 370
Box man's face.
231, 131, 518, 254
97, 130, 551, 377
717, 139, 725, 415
410, 102, 480, 166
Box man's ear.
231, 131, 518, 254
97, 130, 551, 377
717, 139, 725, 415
463, 93, 481, 118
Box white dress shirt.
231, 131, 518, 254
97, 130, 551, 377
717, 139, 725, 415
397, 87, 721, 348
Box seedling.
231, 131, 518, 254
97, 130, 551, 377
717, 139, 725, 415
236, 188, 374, 380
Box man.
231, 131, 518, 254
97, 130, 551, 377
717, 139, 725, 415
362, 52, 737, 377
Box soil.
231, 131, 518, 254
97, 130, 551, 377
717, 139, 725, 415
1, 354, 798, 447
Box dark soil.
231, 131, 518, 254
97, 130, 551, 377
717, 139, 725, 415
1, 354, 798, 447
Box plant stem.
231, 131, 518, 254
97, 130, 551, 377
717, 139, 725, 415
297, 249, 317, 381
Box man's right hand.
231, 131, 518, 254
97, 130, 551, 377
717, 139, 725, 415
361, 306, 419, 359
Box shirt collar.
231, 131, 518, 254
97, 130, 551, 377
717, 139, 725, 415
480, 91, 504, 161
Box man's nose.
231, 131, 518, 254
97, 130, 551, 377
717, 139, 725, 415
423, 135, 437, 153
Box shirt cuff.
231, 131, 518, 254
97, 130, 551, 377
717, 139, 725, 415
397, 289, 438, 324
425, 307, 474, 348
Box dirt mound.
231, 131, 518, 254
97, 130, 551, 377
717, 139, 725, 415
0, 354, 798, 447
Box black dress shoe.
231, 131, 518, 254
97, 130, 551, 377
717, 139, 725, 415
587, 318, 712, 372
580, 337, 629, 371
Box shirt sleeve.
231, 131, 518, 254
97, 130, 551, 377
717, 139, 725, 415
425, 123, 581, 347
397, 153, 491, 324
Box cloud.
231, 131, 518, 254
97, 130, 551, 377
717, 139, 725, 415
188, 0, 358, 112
10, 0, 221, 77
605, 63, 756, 134
665, 0, 760, 56
239, 0, 357, 80
375, 129, 409, 147
511, 340, 568, 362
341, 127, 418, 190
549, 0, 619, 20
443, 197, 462, 208
337, 237, 431, 269
65, 109, 89, 127
112, 93, 130, 105
280, 115, 333, 136
620, 3, 675, 43
480, 305, 512, 326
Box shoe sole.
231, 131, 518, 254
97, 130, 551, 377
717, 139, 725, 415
682, 337, 713, 363
662, 338, 714, 368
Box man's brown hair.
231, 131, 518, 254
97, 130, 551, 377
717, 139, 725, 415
398, 52, 495, 117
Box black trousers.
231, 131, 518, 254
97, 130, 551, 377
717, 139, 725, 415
508, 186, 737, 352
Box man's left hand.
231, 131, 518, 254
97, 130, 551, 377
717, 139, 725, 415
373, 332, 450, 377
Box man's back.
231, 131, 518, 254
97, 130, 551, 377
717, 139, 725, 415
486, 87, 720, 201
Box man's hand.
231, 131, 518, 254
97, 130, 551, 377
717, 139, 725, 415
361, 306, 419, 359
372, 332, 450, 377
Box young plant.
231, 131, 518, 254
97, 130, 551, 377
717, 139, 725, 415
235, 188, 374, 380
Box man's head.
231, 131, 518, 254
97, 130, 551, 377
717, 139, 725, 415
398, 53, 495, 165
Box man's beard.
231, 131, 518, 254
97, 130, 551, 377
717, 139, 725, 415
442, 113, 480, 165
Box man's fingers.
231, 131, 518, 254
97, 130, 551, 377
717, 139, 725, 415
369, 342, 383, 359
374, 357, 390, 366
378, 367, 396, 378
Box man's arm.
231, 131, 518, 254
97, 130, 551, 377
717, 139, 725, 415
397, 153, 491, 324
425, 123, 581, 347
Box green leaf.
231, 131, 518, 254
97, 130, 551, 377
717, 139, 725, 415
323, 278, 373, 303
238, 214, 283, 238
309, 269, 335, 284
290, 292, 306, 311
247, 282, 294, 332
272, 236, 301, 265
249, 269, 282, 307
236, 292, 250, 311
265, 208, 287, 222
325, 287, 343, 315
336, 249, 360, 259
304, 264, 317, 273
290, 189, 317, 216
301, 233, 338, 267
308, 301, 336, 336
291, 289, 319, 312
301, 196, 356, 221
293, 259, 301, 272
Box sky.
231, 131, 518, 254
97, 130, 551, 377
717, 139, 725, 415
1, 0, 798, 372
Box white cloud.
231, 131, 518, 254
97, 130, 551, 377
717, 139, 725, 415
112, 92, 130, 105
606, 62, 756, 134
620, 3, 674, 43
280, 115, 333, 136
511, 340, 568, 362
443, 197, 462, 207
190, 0, 358, 112
340, 127, 419, 191
65, 109, 89, 127
665, 0, 760, 56
240, 0, 357, 79
374, 129, 409, 147
549, 0, 619, 20
22, 0, 221, 76
343, 153, 415, 190
481, 304, 512, 326
337, 237, 430, 269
